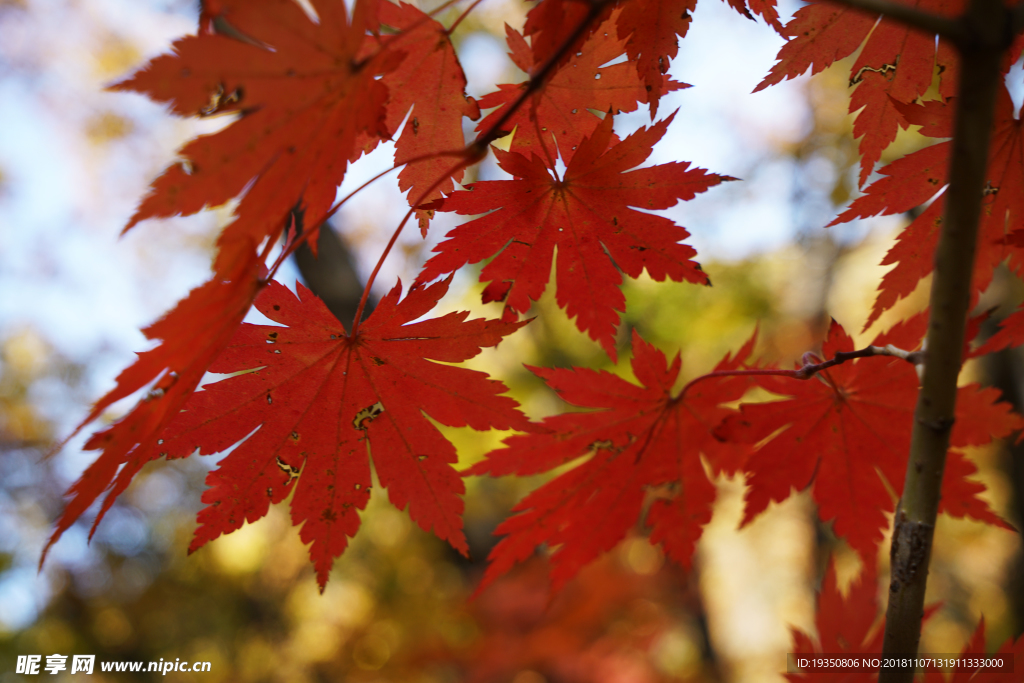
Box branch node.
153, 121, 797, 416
889, 510, 935, 593
915, 415, 955, 434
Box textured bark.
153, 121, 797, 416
878, 0, 1009, 678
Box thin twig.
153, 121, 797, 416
346, 0, 616, 327
474, 0, 614, 148
350, 159, 474, 332
678, 344, 922, 399
446, 0, 486, 35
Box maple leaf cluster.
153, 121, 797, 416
47, 0, 737, 589
51, 0, 1024, 653
788, 561, 1024, 682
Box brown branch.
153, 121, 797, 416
472, 0, 614, 150
815, 0, 958, 37
878, 0, 1009, 677
294, 221, 369, 326
819, 0, 963, 38
678, 344, 922, 398
1012, 1, 1024, 36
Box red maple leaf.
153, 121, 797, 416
419, 112, 729, 359
519, 0, 782, 109
787, 561, 882, 683
520, 0, 610, 70
151, 277, 529, 589
831, 86, 1024, 330
113, 0, 400, 268
919, 619, 1024, 683
975, 303, 1024, 355
422, 554, 683, 683
465, 330, 754, 592
718, 320, 1020, 558
474, 9, 678, 159
981, 628, 1024, 683
615, 0, 698, 115
755, 0, 963, 185
615, 0, 784, 108
376, 2, 480, 211
728, 0, 785, 31
43, 251, 264, 564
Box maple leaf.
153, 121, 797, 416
43, 251, 264, 564
612, 0, 787, 114
832, 86, 1024, 330
465, 330, 754, 592
727, 0, 785, 31
718, 320, 1020, 558
975, 303, 1024, 355
615, 0, 698, 115
521, 0, 612, 70
787, 561, 882, 683
113, 0, 400, 268
755, 0, 963, 185
151, 277, 529, 590
419, 112, 729, 359
474, 9, 679, 159
919, 619, 987, 683
376, 2, 480, 213
983, 628, 1024, 683
919, 619, 1024, 683
520, 0, 782, 108
423, 554, 680, 683
615, 0, 784, 106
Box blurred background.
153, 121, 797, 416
1, 0, 1023, 681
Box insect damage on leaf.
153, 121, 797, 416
353, 401, 385, 430
832, 85, 1024, 330
756, 0, 963, 185
151, 277, 529, 590
47, 0, 1024, 616
112, 0, 403, 268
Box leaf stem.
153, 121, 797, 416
261, 146, 470, 285
343, 0, 618, 332
878, 0, 1010, 677
427, 0, 466, 19
446, 0, 486, 35
350, 157, 473, 333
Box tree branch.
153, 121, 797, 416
1012, 1, 1024, 36
878, 0, 1008, 677
817, 0, 962, 39
294, 220, 370, 328
677, 344, 922, 398
473, 0, 614, 149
